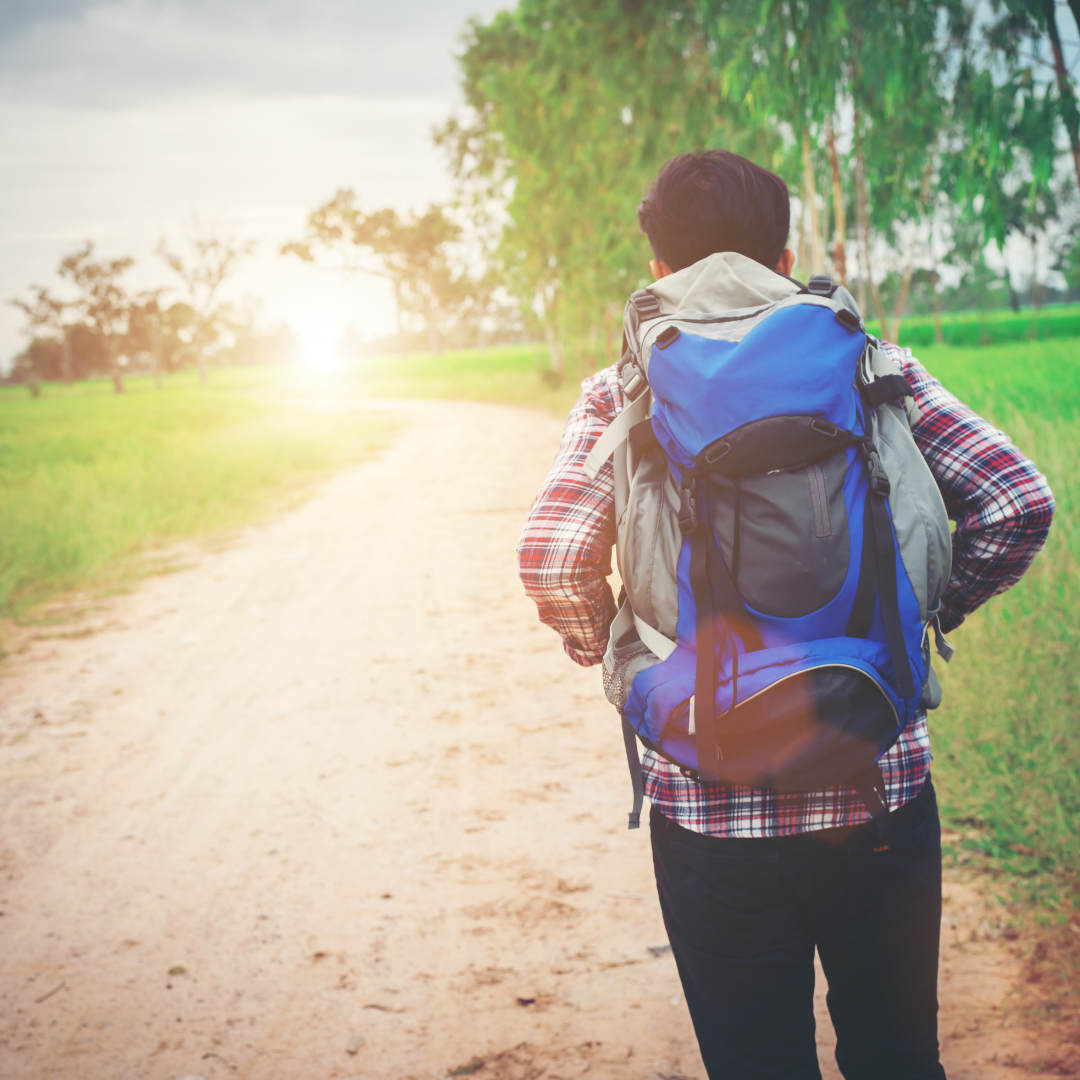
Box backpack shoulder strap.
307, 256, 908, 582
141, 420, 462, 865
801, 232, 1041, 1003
583, 390, 650, 480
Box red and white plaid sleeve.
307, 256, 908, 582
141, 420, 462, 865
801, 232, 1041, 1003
887, 344, 1055, 634
516, 366, 624, 667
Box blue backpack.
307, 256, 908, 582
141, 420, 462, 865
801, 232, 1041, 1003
586, 254, 954, 832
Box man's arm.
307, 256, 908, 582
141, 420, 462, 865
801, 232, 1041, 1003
887, 344, 1055, 633
516, 367, 624, 666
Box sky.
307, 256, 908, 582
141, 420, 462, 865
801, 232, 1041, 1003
0, 0, 506, 366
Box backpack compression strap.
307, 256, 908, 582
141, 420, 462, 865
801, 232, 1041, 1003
848, 408, 917, 700
678, 478, 766, 783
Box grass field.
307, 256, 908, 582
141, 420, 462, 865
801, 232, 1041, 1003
355, 339, 1079, 954
0, 367, 394, 625
868, 301, 1080, 348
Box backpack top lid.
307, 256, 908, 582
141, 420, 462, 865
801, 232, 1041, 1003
645, 251, 801, 322
625, 252, 867, 467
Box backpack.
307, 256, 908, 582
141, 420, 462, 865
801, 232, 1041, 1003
585, 253, 955, 833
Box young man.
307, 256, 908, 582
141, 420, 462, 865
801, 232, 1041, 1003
516, 150, 1054, 1079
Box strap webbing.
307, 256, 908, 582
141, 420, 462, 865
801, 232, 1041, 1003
932, 614, 956, 663
582, 392, 649, 480
701, 489, 764, 654
846, 499, 879, 638
868, 490, 917, 699
851, 763, 893, 840
688, 526, 720, 782
622, 716, 645, 829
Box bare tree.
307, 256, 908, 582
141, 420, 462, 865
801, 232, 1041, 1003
59, 242, 134, 394
126, 292, 194, 390
283, 190, 462, 357
157, 216, 254, 386
8, 285, 76, 386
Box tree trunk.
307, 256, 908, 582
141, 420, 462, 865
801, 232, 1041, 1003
1044, 0, 1080, 193
930, 270, 944, 345
826, 120, 847, 286
61, 332, 74, 386
1030, 229, 1041, 339
797, 202, 809, 280
801, 128, 825, 274
544, 324, 565, 385
604, 302, 620, 367
193, 316, 209, 385
889, 161, 933, 342
854, 129, 889, 335
109, 341, 124, 394
393, 279, 407, 358
155, 349, 165, 391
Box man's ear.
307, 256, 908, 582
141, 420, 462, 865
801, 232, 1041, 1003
650, 258, 674, 280
775, 247, 796, 276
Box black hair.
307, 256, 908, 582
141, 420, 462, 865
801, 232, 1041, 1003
637, 150, 790, 273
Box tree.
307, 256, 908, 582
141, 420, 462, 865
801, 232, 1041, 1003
8, 285, 75, 385
717, 0, 971, 339
283, 192, 464, 356
126, 293, 194, 389
58, 242, 134, 394
441, 0, 775, 381
157, 217, 254, 386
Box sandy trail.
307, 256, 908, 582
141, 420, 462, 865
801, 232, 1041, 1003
0, 399, 1047, 1079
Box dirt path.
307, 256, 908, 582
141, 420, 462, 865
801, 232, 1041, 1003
0, 399, 1050, 1079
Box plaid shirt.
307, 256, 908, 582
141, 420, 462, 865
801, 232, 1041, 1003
517, 342, 1054, 836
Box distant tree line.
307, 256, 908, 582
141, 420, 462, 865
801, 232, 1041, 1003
12, 1, 1080, 389
7, 218, 289, 393
281, 192, 531, 354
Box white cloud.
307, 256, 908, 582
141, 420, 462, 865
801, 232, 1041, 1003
0, 0, 508, 363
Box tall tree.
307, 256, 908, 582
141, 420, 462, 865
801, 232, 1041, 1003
441, 0, 774, 380
720, 0, 968, 338
58, 242, 134, 394
946, 8, 1067, 321
157, 217, 254, 386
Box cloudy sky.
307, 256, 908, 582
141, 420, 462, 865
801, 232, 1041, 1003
0, 0, 506, 365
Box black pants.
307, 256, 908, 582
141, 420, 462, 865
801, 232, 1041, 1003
650, 778, 946, 1080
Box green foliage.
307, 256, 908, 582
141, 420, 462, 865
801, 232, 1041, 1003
442, 0, 1080, 355
0, 370, 393, 619
441, 0, 776, 358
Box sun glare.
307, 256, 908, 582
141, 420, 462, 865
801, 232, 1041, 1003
300, 336, 343, 375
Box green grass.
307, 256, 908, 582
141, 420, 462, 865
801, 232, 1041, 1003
5, 340, 1076, 910
912, 343, 1079, 891
0, 367, 394, 621
350, 343, 580, 414
869, 302, 1080, 349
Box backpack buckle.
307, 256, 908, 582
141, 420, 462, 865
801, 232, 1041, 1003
861, 443, 891, 497
808, 273, 835, 296
678, 478, 699, 534
623, 370, 647, 401
631, 289, 661, 317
